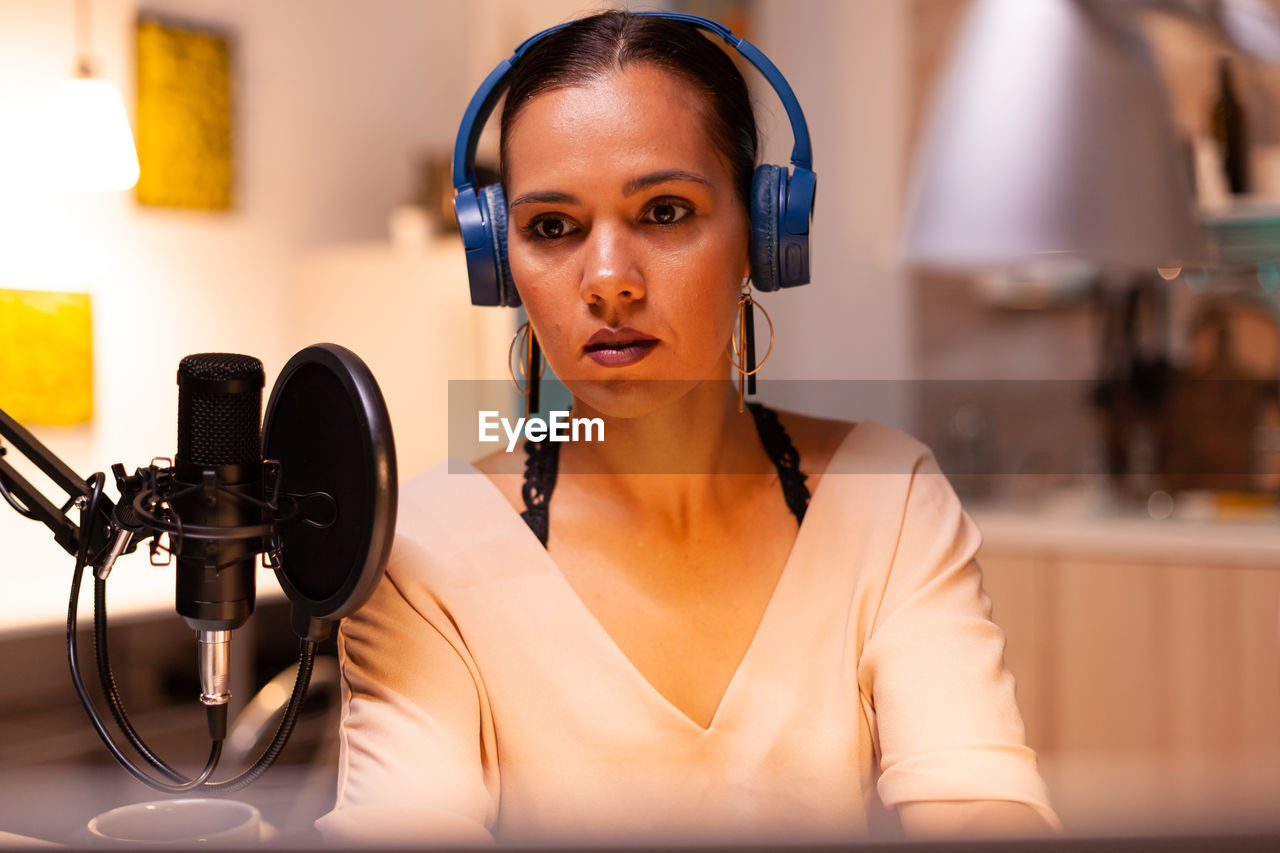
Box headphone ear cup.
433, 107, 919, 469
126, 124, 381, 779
749, 164, 783, 292
481, 183, 519, 307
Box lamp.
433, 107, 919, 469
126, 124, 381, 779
45, 0, 139, 193
903, 0, 1280, 496
904, 0, 1208, 275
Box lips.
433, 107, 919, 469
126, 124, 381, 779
584, 326, 659, 367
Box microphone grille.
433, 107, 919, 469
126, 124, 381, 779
177, 353, 265, 468
178, 353, 265, 383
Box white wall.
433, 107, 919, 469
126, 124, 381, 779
752, 1, 914, 425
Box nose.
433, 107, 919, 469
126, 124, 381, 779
579, 222, 645, 309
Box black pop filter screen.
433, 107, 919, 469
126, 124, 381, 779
263, 344, 396, 629
268, 364, 362, 600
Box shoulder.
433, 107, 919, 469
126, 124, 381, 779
387, 460, 527, 591
393, 462, 483, 564
770, 412, 960, 540
769, 410, 935, 487
398, 460, 488, 519
472, 444, 525, 476
472, 445, 526, 514
768, 409, 852, 491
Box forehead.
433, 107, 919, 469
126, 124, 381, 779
503, 64, 730, 193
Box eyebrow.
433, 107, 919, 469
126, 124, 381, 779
509, 190, 578, 208
508, 170, 712, 208
622, 169, 711, 196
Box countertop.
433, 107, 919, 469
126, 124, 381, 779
969, 487, 1280, 567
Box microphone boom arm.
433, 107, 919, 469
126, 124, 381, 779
0, 406, 112, 560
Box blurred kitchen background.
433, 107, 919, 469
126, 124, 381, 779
1, 0, 1279, 843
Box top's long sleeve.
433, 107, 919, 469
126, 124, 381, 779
855, 448, 1060, 831
315, 533, 500, 845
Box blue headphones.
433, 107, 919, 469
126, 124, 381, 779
451, 11, 816, 308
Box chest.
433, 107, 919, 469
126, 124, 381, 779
547, 488, 800, 729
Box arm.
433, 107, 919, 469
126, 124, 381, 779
856, 448, 1061, 838
315, 542, 499, 845
898, 801, 1056, 839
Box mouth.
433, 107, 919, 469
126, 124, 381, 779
583, 329, 659, 367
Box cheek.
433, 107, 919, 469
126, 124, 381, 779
696, 282, 741, 343
682, 238, 748, 343
655, 254, 742, 364
507, 256, 583, 380
518, 282, 573, 352
509, 238, 561, 305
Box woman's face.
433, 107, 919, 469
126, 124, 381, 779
503, 63, 751, 418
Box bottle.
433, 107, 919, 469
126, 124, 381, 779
1211, 57, 1250, 195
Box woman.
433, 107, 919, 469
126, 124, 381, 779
318, 11, 1058, 845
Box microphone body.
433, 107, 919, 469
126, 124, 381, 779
171, 354, 265, 706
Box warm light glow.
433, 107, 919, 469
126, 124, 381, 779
904, 0, 1208, 272
1156, 266, 1182, 280
44, 77, 140, 192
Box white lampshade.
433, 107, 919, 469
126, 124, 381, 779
904, 0, 1208, 273
45, 76, 140, 193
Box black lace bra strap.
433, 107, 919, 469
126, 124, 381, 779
519, 404, 809, 548
747, 402, 811, 525
521, 438, 559, 548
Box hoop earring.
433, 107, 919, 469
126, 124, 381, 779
728, 280, 774, 413
508, 321, 544, 419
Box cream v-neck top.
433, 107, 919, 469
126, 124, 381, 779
316, 421, 1059, 845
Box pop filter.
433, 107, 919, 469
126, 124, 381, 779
262, 343, 396, 641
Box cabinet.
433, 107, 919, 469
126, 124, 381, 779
974, 508, 1280, 835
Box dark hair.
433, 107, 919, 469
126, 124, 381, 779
499, 10, 758, 211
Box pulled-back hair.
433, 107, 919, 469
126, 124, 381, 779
499, 10, 759, 211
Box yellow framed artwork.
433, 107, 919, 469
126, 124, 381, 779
135, 14, 234, 210
0, 289, 93, 426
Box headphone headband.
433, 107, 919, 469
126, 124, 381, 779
450, 11, 813, 194
452, 11, 816, 306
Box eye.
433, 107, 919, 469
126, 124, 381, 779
521, 215, 579, 240
642, 200, 692, 226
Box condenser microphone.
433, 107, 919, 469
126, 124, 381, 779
171, 353, 267, 708
1, 342, 396, 790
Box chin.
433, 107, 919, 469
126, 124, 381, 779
565, 376, 707, 420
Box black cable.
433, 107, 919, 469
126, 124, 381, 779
0, 468, 37, 519
66, 472, 223, 793
93, 577, 186, 783
65, 471, 318, 794
87, 539, 317, 791
202, 639, 318, 795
